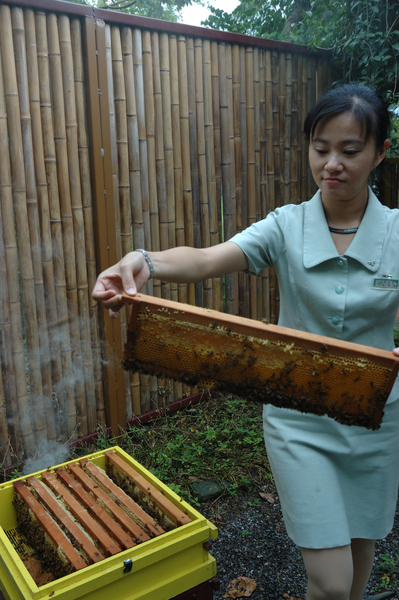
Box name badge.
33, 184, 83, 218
372, 277, 399, 290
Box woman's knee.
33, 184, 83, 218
301, 546, 353, 600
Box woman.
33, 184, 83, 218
93, 84, 399, 600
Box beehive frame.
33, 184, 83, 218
122, 294, 399, 430
0, 447, 217, 600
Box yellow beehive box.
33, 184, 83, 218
0, 447, 218, 600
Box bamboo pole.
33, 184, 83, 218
111, 26, 132, 260
169, 34, 184, 399
306, 54, 317, 199
210, 41, 222, 247
47, 13, 87, 437
105, 24, 122, 263
232, 44, 244, 318
290, 53, 299, 204
177, 35, 195, 307
151, 31, 169, 297
142, 30, 163, 407
168, 35, 185, 254
253, 47, 263, 320
193, 38, 212, 309
133, 28, 151, 411
133, 28, 153, 299
265, 50, 274, 214
0, 356, 11, 467
218, 42, 234, 314
203, 39, 220, 311
142, 30, 161, 300
0, 18, 32, 460
113, 25, 141, 416
0, 4, 47, 451
225, 44, 239, 316
185, 37, 202, 309
25, 8, 66, 440
59, 15, 96, 436
300, 55, 307, 202
0, 160, 24, 459
259, 50, 266, 217
105, 24, 133, 419
238, 46, 251, 319
120, 26, 143, 416
12, 8, 56, 441
283, 53, 292, 206
259, 50, 270, 324
245, 45, 257, 320
71, 17, 105, 427
159, 32, 177, 299
35, 11, 76, 440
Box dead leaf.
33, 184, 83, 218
223, 577, 257, 598
283, 593, 303, 600
149, 436, 156, 449
259, 492, 275, 503
205, 412, 212, 423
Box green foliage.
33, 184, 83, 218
69, 394, 270, 504
203, 0, 295, 39
66, 0, 201, 22
291, 0, 399, 99
373, 552, 399, 592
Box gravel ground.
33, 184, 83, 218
199, 481, 399, 600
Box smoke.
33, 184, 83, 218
21, 440, 70, 475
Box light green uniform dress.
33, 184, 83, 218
229, 188, 399, 548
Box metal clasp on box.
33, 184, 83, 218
123, 559, 133, 573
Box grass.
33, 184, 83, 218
373, 552, 399, 593
69, 394, 271, 505
394, 327, 399, 348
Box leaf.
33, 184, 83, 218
223, 577, 257, 599
283, 594, 303, 600
259, 492, 276, 503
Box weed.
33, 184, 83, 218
373, 552, 399, 593
68, 394, 272, 504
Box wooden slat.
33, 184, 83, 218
41, 470, 122, 556
55, 466, 136, 549
14, 480, 88, 571
27, 476, 105, 564
80, 458, 164, 537
68, 461, 150, 543
106, 450, 192, 526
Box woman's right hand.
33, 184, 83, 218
91, 251, 151, 318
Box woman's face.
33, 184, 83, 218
308, 111, 389, 207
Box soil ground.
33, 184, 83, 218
200, 481, 399, 600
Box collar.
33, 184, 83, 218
303, 188, 387, 271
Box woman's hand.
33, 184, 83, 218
92, 251, 150, 318
394, 348, 399, 358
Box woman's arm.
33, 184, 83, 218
92, 242, 248, 317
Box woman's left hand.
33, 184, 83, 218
393, 348, 399, 357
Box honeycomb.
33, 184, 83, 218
122, 294, 399, 430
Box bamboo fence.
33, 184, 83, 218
0, 0, 334, 466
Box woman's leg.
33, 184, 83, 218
301, 540, 376, 600
349, 538, 375, 600
301, 545, 353, 600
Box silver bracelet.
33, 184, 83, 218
135, 249, 154, 279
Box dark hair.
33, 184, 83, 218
304, 84, 390, 151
